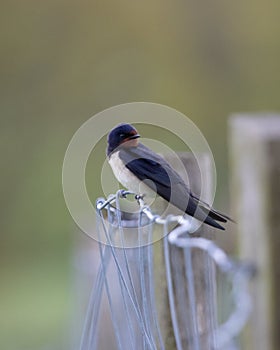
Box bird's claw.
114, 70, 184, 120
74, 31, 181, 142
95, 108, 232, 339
120, 189, 128, 198
135, 193, 145, 204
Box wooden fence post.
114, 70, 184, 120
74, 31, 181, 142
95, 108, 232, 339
155, 152, 216, 349
79, 152, 224, 349
229, 114, 280, 350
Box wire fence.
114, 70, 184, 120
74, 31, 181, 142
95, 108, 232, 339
80, 190, 254, 350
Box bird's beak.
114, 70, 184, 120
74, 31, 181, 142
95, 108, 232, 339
128, 134, 140, 140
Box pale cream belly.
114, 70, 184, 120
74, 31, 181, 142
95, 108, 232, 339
108, 151, 155, 198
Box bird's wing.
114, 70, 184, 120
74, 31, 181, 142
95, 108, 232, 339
118, 144, 226, 229
118, 143, 185, 189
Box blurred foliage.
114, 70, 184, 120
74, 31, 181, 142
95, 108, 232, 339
1, 0, 280, 349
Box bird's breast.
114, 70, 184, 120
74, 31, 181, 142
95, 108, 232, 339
108, 151, 154, 197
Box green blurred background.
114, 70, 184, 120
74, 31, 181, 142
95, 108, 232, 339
1, 0, 280, 349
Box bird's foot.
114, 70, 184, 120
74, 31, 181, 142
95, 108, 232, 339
119, 189, 129, 198
135, 193, 145, 204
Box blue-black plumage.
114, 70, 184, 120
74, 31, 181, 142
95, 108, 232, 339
107, 123, 232, 230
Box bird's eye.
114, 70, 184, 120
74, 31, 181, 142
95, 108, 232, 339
119, 133, 126, 138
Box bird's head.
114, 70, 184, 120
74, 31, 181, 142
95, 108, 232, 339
107, 123, 140, 156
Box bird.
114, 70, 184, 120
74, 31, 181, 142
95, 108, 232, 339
106, 123, 232, 230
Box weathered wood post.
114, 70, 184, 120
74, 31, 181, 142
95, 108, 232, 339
229, 114, 280, 350
155, 152, 217, 349
79, 152, 225, 350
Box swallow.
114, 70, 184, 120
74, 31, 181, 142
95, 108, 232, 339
107, 123, 232, 230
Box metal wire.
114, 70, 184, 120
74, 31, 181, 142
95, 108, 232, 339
80, 191, 254, 350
